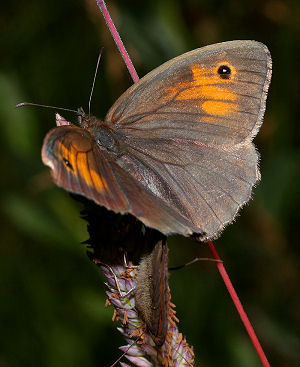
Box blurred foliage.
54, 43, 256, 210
0, 0, 299, 366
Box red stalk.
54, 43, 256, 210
207, 241, 270, 367
95, 0, 139, 83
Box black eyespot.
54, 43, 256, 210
63, 158, 73, 170
218, 65, 231, 79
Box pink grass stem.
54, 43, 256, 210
96, 0, 139, 83
96, 2, 270, 366
207, 241, 270, 367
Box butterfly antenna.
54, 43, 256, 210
16, 102, 79, 115
88, 47, 104, 117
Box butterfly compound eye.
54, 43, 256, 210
217, 64, 232, 79
63, 158, 73, 170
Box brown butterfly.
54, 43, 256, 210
41, 40, 272, 241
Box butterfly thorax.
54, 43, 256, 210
81, 114, 120, 155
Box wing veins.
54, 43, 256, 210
180, 163, 241, 208
125, 149, 191, 216
74, 150, 85, 193
127, 140, 254, 185
124, 125, 249, 138
126, 146, 229, 226
176, 165, 224, 226
238, 69, 267, 75
183, 162, 251, 202
85, 150, 101, 200
121, 110, 245, 127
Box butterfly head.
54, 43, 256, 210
75, 107, 101, 132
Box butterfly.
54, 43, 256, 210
42, 40, 272, 241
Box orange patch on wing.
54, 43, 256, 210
76, 152, 90, 183
191, 62, 236, 87
56, 141, 108, 193
57, 142, 77, 171
177, 85, 236, 102
90, 168, 108, 193
165, 61, 239, 117
76, 151, 108, 193
202, 100, 238, 116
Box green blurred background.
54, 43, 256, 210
0, 0, 299, 366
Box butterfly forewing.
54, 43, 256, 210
42, 126, 198, 237
106, 40, 271, 146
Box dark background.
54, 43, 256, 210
0, 0, 299, 366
